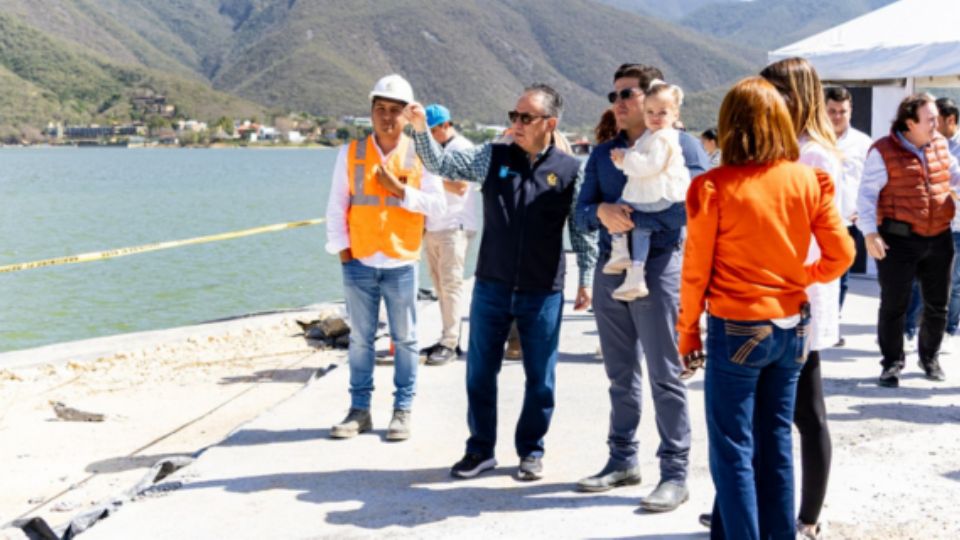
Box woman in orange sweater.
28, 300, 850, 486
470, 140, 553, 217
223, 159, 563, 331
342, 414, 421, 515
678, 77, 854, 540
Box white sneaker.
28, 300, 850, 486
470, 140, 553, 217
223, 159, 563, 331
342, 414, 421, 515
603, 235, 632, 275
612, 265, 649, 301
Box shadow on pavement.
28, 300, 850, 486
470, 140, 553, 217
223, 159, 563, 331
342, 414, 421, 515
219, 367, 318, 385
823, 377, 960, 400
220, 428, 330, 446
828, 402, 960, 424
586, 535, 708, 540
86, 453, 192, 474
180, 467, 639, 529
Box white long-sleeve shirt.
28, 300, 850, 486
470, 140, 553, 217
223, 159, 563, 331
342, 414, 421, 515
616, 127, 690, 205
425, 133, 482, 232
836, 126, 873, 226
799, 135, 844, 351
324, 135, 446, 268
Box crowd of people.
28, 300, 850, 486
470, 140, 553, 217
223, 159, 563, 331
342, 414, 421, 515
322, 57, 960, 539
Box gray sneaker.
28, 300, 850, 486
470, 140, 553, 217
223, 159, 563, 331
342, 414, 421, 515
330, 408, 372, 439
576, 464, 642, 492
386, 409, 411, 441
516, 455, 543, 481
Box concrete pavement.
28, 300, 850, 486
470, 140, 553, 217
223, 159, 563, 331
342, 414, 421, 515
36, 262, 960, 539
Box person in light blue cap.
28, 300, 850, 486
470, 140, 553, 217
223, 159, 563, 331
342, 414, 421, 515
419, 104, 480, 366
426, 104, 451, 131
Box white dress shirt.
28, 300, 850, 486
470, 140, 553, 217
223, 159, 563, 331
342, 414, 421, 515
325, 135, 446, 268
425, 134, 482, 232
836, 127, 873, 226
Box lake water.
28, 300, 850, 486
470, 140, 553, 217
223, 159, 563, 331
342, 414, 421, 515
1, 147, 476, 352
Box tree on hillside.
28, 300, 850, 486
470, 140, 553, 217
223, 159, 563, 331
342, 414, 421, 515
214, 116, 235, 135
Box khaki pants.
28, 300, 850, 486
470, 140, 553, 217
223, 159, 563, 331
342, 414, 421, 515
424, 228, 475, 349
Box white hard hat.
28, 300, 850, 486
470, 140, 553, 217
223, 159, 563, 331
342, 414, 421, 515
369, 74, 414, 104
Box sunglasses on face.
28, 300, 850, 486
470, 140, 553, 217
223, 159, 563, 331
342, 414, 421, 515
508, 111, 551, 125
607, 87, 642, 104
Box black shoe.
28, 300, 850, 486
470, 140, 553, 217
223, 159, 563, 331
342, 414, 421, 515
919, 359, 946, 381
833, 336, 846, 347
419, 342, 441, 356
878, 365, 901, 388
426, 345, 456, 366
698, 512, 711, 529
516, 455, 543, 481
417, 288, 438, 301
451, 453, 496, 479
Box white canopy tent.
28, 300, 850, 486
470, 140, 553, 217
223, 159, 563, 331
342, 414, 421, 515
769, 0, 960, 138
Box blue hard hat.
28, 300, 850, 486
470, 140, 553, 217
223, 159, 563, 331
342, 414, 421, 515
425, 104, 451, 128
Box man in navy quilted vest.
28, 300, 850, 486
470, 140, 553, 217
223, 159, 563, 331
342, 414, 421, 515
405, 83, 596, 482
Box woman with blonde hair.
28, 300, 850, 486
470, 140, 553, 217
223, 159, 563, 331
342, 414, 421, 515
761, 56, 848, 540
678, 76, 854, 540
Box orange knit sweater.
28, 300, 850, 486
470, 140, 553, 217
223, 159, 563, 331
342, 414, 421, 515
677, 160, 855, 355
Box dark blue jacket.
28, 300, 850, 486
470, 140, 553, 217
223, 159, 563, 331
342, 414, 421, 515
576, 130, 709, 257
477, 143, 582, 291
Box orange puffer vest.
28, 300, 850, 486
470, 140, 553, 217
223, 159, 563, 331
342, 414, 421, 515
874, 131, 955, 237
346, 135, 425, 260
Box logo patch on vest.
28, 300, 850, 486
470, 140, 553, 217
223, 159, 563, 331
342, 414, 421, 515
499, 165, 511, 179
546, 173, 558, 186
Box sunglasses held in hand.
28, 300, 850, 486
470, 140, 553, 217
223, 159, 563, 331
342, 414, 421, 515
680, 350, 705, 380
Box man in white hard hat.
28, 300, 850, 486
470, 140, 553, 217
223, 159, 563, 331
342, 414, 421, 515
324, 74, 446, 440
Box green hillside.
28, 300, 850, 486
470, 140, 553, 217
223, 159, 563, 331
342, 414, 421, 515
595, 0, 722, 21
0, 12, 265, 127
10, 0, 889, 132
679, 0, 898, 51
204, 0, 760, 127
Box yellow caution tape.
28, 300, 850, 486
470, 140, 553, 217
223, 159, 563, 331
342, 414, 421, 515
0, 218, 326, 274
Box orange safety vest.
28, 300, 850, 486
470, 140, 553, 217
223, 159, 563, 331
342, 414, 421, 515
346, 134, 425, 260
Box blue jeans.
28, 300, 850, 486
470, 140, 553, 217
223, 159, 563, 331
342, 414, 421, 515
629, 228, 652, 265
948, 232, 960, 334
465, 279, 563, 459
341, 260, 419, 411
905, 281, 922, 339
705, 313, 809, 540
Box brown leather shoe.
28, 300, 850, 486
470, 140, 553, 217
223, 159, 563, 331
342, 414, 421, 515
504, 337, 522, 361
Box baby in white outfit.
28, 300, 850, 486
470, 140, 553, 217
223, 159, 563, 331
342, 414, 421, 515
607, 81, 691, 300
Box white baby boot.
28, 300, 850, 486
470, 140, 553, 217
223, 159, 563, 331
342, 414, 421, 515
603, 235, 632, 275
612, 265, 649, 301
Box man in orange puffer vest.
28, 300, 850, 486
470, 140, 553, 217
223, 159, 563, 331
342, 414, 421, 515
324, 74, 446, 440
856, 93, 960, 388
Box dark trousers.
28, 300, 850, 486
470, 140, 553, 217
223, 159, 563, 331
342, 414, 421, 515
876, 230, 954, 368
465, 279, 563, 459
794, 351, 831, 526
838, 225, 860, 309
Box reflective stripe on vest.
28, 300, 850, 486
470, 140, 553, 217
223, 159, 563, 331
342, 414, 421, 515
350, 140, 381, 206
346, 135, 426, 260
349, 137, 409, 207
